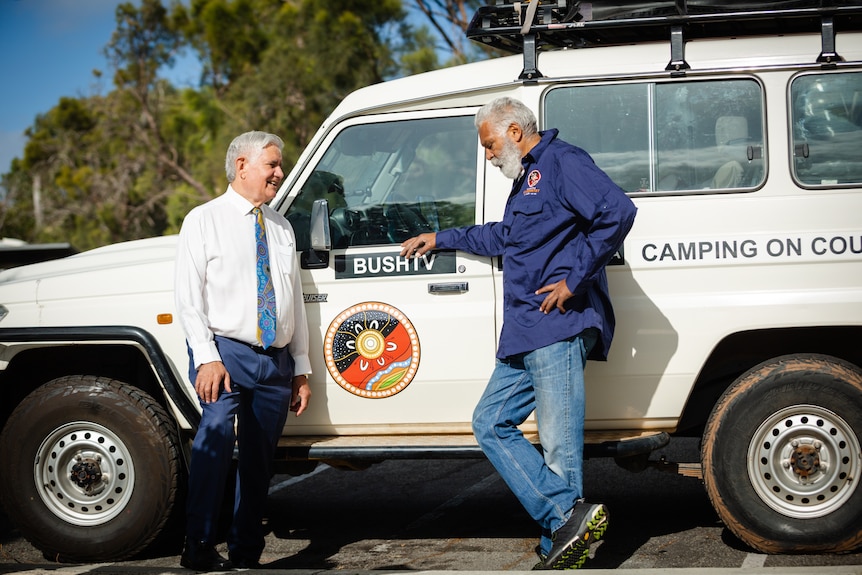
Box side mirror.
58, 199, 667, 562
310, 199, 332, 251
302, 199, 331, 269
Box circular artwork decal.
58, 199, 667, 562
324, 302, 420, 398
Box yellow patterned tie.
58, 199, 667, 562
254, 208, 277, 348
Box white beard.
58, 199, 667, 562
491, 138, 524, 180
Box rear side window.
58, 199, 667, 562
791, 71, 862, 187
545, 78, 765, 194
286, 115, 478, 251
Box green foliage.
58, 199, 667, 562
110, 0, 179, 92
178, 0, 275, 93
399, 26, 442, 76
1, 0, 483, 252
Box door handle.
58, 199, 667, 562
428, 282, 469, 294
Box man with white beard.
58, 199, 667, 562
401, 97, 637, 570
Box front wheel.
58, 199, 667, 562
0, 376, 182, 562
702, 354, 862, 553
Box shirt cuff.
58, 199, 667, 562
292, 354, 313, 378
190, 340, 221, 369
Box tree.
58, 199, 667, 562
107, 0, 215, 202
0, 0, 216, 250
176, 0, 413, 160
408, 0, 488, 65
0, 94, 171, 250
1, 0, 478, 250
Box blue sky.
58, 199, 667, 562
0, 0, 434, 184
0, 0, 199, 178
0, 0, 123, 174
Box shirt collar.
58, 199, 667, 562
521, 128, 559, 166
226, 185, 259, 216
511, 129, 559, 190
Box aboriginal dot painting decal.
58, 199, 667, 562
324, 302, 420, 398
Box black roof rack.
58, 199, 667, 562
466, 1, 862, 79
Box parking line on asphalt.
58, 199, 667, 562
268, 464, 330, 495
741, 553, 767, 568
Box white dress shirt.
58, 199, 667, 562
174, 186, 311, 376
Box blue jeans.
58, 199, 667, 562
472, 330, 597, 556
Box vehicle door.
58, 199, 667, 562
279, 109, 497, 434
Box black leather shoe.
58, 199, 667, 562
180, 539, 234, 572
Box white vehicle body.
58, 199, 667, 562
0, 0, 860, 562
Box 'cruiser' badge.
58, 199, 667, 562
324, 302, 420, 398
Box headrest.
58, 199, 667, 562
715, 116, 748, 146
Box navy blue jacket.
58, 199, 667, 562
436, 129, 637, 360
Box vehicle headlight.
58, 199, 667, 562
0, 305, 8, 322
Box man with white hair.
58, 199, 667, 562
175, 130, 312, 571
401, 97, 636, 570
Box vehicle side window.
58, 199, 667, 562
791, 71, 862, 187
287, 116, 478, 251
545, 78, 765, 194
545, 83, 649, 193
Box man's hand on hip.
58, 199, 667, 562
536, 280, 574, 314
195, 361, 231, 403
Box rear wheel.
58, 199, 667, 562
0, 375, 182, 562
702, 354, 862, 553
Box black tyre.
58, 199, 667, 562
702, 354, 862, 553
0, 375, 182, 562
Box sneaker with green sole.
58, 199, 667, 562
544, 500, 609, 570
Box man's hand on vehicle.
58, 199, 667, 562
400, 233, 437, 258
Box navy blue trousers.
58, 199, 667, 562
185, 336, 294, 561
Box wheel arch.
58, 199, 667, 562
0, 326, 200, 446
675, 326, 862, 437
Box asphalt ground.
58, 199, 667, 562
0, 565, 861, 574
1, 438, 860, 574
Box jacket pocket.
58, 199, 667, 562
508, 197, 548, 248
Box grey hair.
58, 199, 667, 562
474, 97, 538, 139
225, 131, 285, 182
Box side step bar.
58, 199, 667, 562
276, 430, 670, 462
